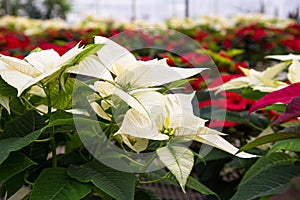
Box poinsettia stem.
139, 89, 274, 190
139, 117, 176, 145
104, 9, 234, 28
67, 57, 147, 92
45, 85, 57, 168
139, 172, 171, 184
50, 126, 57, 168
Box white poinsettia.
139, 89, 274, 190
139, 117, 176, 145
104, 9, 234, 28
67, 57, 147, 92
91, 36, 207, 119
265, 53, 300, 61
266, 53, 300, 84
214, 62, 289, 93
287, 59, 300, 83
115, 92, 256, 158
0, 44, 102, 97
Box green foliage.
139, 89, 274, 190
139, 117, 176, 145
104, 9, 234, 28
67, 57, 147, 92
231, 165, 300, 200
0, 129, 43, 164
0, 152, 36, 184
241, 152, 296, 183
269, 138, 300, 154
68, 161, 138, 200
30, 168, 92, 200
239, 132, 300, 152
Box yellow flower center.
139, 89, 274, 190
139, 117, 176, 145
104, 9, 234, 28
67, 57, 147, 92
160, 116, 175, 136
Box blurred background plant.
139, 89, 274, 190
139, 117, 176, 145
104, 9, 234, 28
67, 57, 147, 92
0, 0, 71, 19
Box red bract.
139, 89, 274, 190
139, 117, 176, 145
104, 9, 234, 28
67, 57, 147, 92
194, 30, 208, 41
280, 38, 300, 51
199, 92, 248, 111
207, 120, 239, 127
2, 33, 30, 49
139, 56, 152, 61
34, 41, 77, 55
223, 38, 232, 49
225, 92, 248, 111
191, 72, 210, 90
207, 74, 243, 89
249, 82, 300, 114
158, 54, 175, 66
234, 61, 248, 74
181, 52, 210, 66
236, 25, 267, 41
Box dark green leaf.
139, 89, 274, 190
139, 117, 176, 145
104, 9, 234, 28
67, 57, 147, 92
200, 146, 232, 161
30, 168, 92, 200
186, 176, 219, 198
26, 141, 49, 164
65, 133, 82, 154
269, 138, 300, 154
241, 87, 267, 100
142, 169, 219, 198
0, 129, 43, 165
239, 132, 300, 152
231, 165, 300, 200
4, 173, 25, 198
2, 110, 48, 164
3, 110, 46, 138
0, 77, 17, 96
241, 152, 295, 183
134, 188, 161, 200
68, 161, 138, 200
0, 152, 36, 184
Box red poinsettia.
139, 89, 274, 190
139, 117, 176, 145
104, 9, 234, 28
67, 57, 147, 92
249, 82, 300, 125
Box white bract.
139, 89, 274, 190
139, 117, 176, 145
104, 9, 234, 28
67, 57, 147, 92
0, 44, 87, 96
91, 36, 207, 119
214, 62, 289, 93
266, 53, 300, 84
115, 92, 256, 158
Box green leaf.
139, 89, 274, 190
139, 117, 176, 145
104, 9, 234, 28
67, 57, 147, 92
200, 107, 268, 128
200, 146, 232, 161
3, 110, 48, 164
241, 87, 267, 100
30, 168, 92, 200
68, 161, 138, 200
0, 152, 36, 184
186, 176, 219, 198
5, 173, 25, 198
40, 110, 77, 135
241, 152, 296, 183
0, 129, 43, 165
239, 132, 300, 152
0, 77, 17, 96
159, 78, 194, 94
269, 138, 300, 154
3, 110, 46, 137
134, 188, 161, 200
225, 49, 244, 57
68, 44, 103, 67
65, 133, 82, 154
231, 165, 300, 200
264, 104, 286, 112
156, 145, 194, 192
47, 78, 75, 110
142, 169, 219, 198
